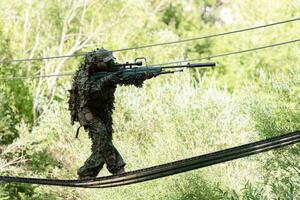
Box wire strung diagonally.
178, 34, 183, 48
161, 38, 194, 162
0, 17, 300, 64
148, 38, 300, 66
0, 130, 299, 188
0, 37, 299, 81
0, 71, 75, 80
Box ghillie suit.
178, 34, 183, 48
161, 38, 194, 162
68, 48, 152, 178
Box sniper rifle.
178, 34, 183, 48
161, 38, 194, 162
91, 61, 216, 81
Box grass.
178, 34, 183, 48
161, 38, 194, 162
1, 69, 299, 199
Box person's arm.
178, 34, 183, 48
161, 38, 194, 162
119, 72, 155, 88
78, 71, 121, 95
88, 71, 121, 92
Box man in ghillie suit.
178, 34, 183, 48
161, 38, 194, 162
68, 48, 153, 179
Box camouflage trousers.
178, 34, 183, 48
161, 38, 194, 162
77, 108, 125, 177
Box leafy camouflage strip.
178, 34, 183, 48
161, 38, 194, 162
68, 48, 155, 178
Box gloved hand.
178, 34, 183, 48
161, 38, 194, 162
143, 72, 155, 79
107, 71, 122, 83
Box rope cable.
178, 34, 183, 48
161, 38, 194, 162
0, 130, 299, 187
0, 71, 74, 80
148, 38, 300, 66
1, 17, 300, 64
0, 38, 299, 80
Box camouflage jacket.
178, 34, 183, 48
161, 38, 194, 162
68, 63, 117, 123
68, 62, 151, 125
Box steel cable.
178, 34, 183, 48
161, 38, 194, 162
0, 17, 299, 64
0, 130, 299, 188
0, 38, 299, 81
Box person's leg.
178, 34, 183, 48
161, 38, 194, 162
104, 140, 126, 174
101, 112, 126, 174
77, 117, 107, 179
77, 151, 104, 179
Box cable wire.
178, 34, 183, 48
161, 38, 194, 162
148, 38, 300, 66
0, 130, 299, 188
1, 17, 300, 64
0, 72, 74, 80
1, 37, 299, 81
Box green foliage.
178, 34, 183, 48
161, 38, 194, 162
27, 149, 63, 174
0, 92, 19, 145
242, 71, 300, 134
220, 181, 268, 200
0, 129, 64, 199
0, 183, 58, 200
271, 177, 299, 200
0, 0, 300, 199
161, 3, 183, 29
166, 173, 222, 200
0, 17, 33, 125
239, 71, 300, 198
1, 81, 33, 125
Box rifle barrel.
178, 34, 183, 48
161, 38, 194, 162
161, 62, 216, 69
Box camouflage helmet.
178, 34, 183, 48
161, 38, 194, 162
85, 48, 115, 63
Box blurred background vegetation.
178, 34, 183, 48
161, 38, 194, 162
0, 0, 299, 199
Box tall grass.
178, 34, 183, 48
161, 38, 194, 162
0, 71, 260, 198
1, 68, 299, 199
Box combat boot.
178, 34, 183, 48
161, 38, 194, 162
113, 167, 125, 176
78, 175, 96, 180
